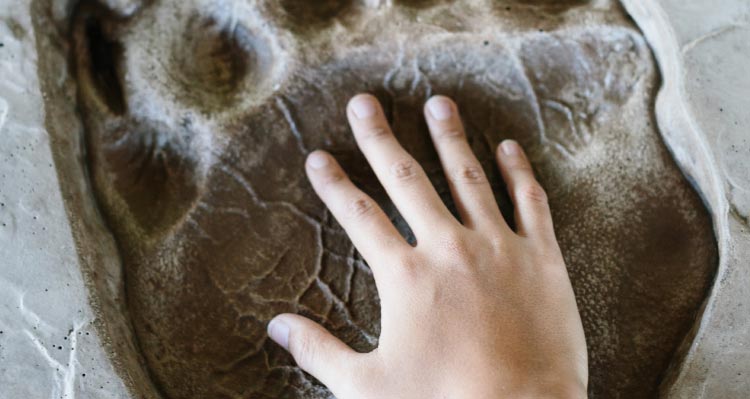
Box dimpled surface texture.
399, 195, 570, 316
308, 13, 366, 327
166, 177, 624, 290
70, 0, 717, 398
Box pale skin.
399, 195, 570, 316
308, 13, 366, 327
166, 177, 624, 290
267, 94, 588, 399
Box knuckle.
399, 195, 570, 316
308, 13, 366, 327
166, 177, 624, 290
290, 333, 318, 371
344, 197, 376, 220
518, 183, 548, 204
449, 164, 486, 185
389, 254, 423, 283
437, 229, 472, 262
506, 157, 533, 171
318, 171, 346, 191
361, 126, 390, 141
390, 158, 420, 182
488, 235, 508, 254
436, 128, 464, 141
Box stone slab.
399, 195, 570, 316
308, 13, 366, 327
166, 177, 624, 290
0, 0, 747, 398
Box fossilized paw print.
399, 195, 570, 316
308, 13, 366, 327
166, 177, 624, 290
72, 0, 716, 398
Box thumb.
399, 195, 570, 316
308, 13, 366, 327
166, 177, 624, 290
267, 313, 358, 390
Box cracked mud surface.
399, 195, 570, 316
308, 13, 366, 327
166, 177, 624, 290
70, 0, 717, 398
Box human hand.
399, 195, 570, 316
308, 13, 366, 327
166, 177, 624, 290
267, 94, 588, 399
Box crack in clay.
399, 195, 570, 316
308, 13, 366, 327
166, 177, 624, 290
681, 23, 750, 55
25, 321, 85, 399
275, 96, 311, 155
0, 97, 8, 130
217, 162, 319, 224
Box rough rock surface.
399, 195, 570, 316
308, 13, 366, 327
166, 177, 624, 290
8, 0, 750, 398
0, 2, 129, 398
61, 0, 717, 398
622, 1, 750, 397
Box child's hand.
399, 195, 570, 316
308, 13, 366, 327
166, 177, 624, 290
267, 94, 588, 399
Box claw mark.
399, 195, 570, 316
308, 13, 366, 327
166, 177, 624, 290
383, 42, 407, 96
409, 58, 433, 98
544, 100, 580, 141
383, 51, 434, 100
510, 51, 562, 156
512, 50, 582, 160
542, 98, 592, 157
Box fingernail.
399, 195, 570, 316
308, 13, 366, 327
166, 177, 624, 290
427, 97, 453, 121
268, 318, 290, 350
501, 140, 521, 156
350, 95, 377, 119
307, 151, 330, 170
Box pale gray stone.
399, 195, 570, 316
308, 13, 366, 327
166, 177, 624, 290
0, 0, 747, 398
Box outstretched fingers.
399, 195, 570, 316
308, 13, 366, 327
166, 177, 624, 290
495, 140, 556, 242
424, 96, 510, 234
347, 94, 458, 239
306, 150, 410, 265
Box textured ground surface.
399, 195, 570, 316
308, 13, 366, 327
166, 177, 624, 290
622, 1, 750, 397
68, 1, 717, 398
4, 0, 748, 398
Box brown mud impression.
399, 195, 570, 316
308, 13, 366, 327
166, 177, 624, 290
65, 0, 717, 398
